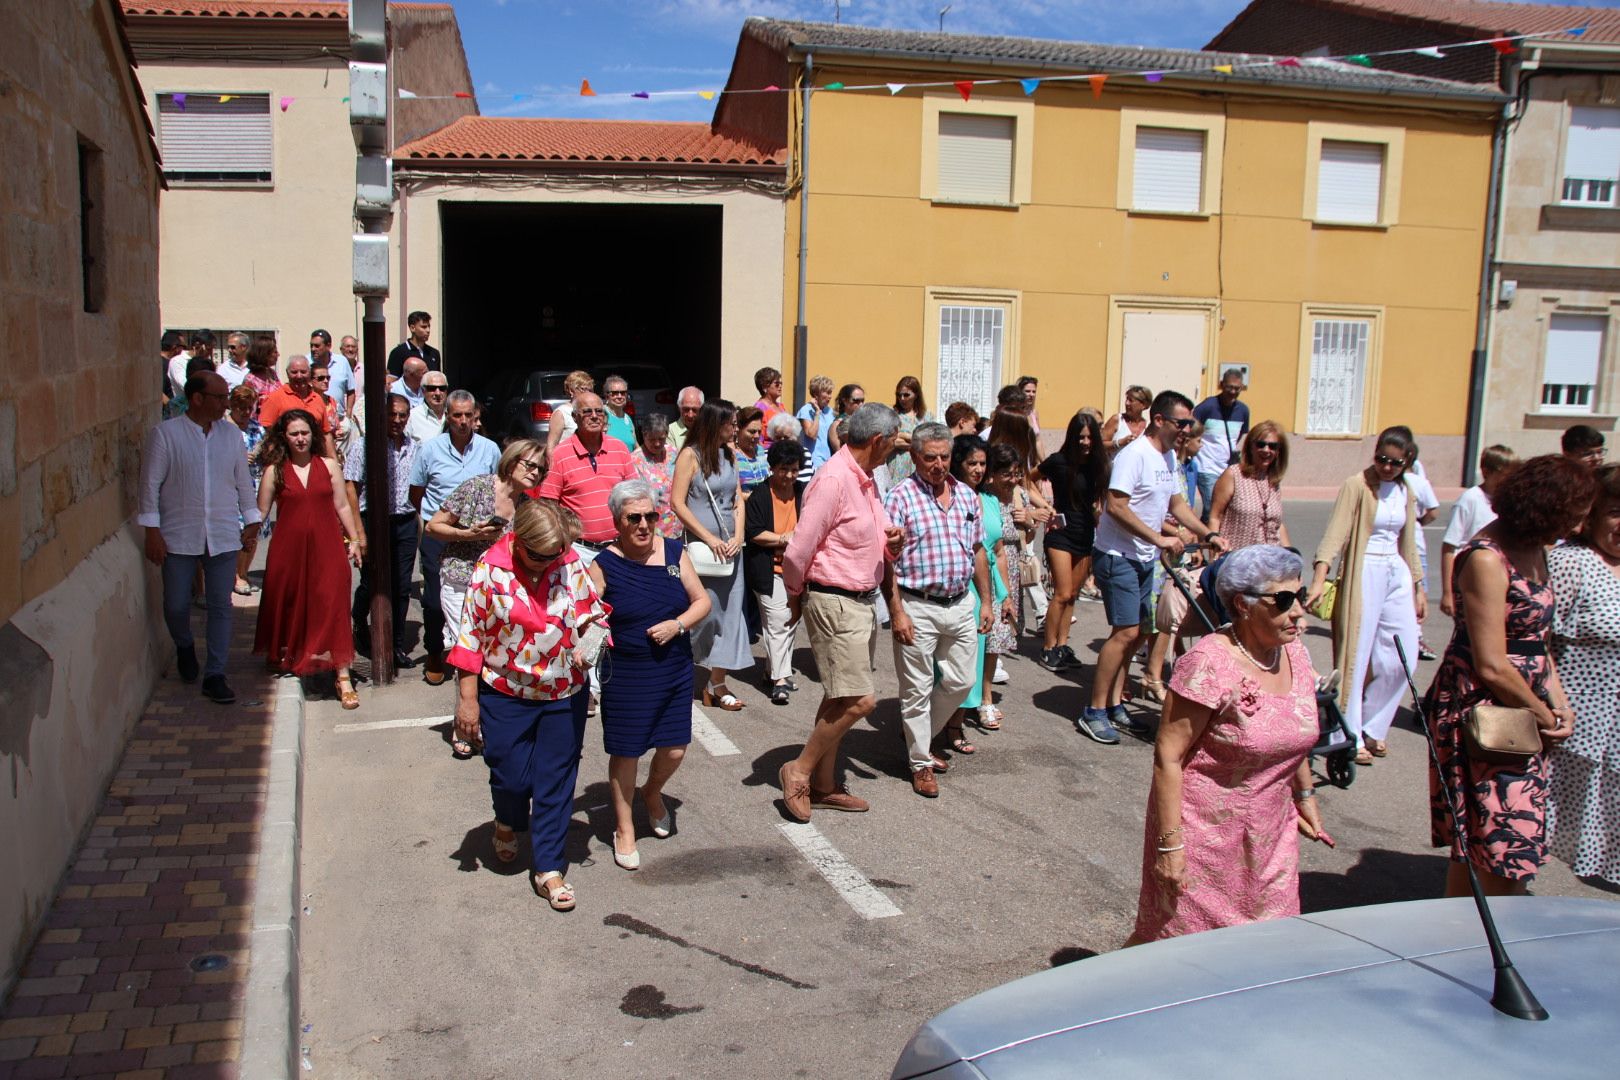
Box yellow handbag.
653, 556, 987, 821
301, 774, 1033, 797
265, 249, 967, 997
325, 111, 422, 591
1308, 580, 1337, 621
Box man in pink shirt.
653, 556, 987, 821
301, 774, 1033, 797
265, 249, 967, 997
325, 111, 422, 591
538, 391, 636, 559
778, 403, 904, 821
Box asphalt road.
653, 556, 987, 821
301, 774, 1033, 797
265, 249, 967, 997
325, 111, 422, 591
297, 499, 1615, 1079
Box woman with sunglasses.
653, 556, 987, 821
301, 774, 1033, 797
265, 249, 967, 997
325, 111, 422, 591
1207, 421, 1291, 551
425, 439, 545, 757
448, 499, 609, 911
1127, 545, 1325, 944
1306, 428, 1426, 765
888, 376, 933, 483
587, 479, 711, 870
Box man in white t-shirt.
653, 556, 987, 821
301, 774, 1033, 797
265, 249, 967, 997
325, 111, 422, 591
1083, 390, 1226, 744
1440, 444, 1517, 617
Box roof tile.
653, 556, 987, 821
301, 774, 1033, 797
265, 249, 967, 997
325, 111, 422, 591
1308, 0, 1620, 44
120, 1, 347, 17
394, 117, 787, 169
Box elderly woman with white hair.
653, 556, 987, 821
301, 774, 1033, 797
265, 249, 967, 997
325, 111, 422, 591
586, 479, 710, 870
1127, 544, 1328, 945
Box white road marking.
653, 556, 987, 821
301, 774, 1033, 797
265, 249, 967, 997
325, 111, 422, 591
776, 822, 902, 920
333, 714, 451, 733
689, 704, 741, 757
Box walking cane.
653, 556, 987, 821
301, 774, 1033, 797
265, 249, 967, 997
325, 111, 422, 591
1392, 635, 1548, 1021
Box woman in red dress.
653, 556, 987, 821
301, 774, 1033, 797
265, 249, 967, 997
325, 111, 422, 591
253, 409, 366, 707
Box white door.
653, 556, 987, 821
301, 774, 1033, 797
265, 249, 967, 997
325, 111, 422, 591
1121, 310, 1207, 404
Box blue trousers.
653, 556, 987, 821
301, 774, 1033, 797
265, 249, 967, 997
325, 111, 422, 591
479, 684, 588, 875
162, 550, 237, 678
1196, 470, 1220, 523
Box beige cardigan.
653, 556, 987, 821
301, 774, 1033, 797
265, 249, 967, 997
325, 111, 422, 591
1313, 472, 1423, 709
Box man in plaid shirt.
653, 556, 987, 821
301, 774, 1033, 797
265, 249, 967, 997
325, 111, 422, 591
883, 422, 993, 799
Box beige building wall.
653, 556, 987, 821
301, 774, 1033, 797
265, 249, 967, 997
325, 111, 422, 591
132, 60, 366, 359
1485, 70, 1620, 461
391, 180, 786, 405
0, 0, 168, 990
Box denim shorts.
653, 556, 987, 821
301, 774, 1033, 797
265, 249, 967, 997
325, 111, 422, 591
1093, 549, 1155, 629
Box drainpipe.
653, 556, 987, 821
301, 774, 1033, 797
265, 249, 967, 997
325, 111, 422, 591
792, 52, 812, 410
1463, 59, 1519, 486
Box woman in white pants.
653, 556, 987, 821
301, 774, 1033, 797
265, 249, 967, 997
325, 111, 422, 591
425, 439, 545, 756
743, 441, 807, 704
1307, 429, 1426, 766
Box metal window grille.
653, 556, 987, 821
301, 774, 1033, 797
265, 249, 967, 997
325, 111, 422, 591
937, 305, 1004, 417
1306, 319, 1370, 435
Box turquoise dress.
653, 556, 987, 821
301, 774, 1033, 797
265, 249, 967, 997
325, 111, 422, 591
961, 491, 1010, 710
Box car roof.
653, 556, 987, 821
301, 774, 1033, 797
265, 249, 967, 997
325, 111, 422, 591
893, 897, 1620, 1079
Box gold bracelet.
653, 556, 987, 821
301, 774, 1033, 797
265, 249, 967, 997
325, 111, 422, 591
1156, 826, 1182, 844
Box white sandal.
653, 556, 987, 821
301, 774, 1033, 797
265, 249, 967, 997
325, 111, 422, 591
532, 872, 576, 911
492, 824, 519, 864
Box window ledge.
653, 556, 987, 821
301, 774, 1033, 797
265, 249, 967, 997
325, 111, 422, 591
929, 198, 1019, 211
1299, 433, 1368, 441
1539, 204, 1620, 231
1126, 208, 1212, 220
1522, 412, 1615, 430
1310, 219, 1389, 231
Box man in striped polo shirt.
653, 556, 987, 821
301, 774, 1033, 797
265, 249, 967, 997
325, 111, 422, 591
538, 390, 636, 562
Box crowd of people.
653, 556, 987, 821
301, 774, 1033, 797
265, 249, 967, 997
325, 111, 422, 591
141, 331, 1619, 928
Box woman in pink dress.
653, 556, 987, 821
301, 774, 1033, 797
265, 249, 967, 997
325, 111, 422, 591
1128, 545, 1328, 944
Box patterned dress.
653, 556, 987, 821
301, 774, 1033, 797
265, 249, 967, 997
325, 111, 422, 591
1422, 537, 1553, 881
632, 447, 682, 538
1547, 542, 1620, 884
1219, 465, 1284, 550
1133, 635, 1320, 941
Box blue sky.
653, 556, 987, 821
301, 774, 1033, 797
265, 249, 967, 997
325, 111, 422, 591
448, 0, 1617, 122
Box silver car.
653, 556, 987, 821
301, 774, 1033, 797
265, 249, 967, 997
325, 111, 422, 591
591, 362, 677, 426
893, 896, 1620, 1078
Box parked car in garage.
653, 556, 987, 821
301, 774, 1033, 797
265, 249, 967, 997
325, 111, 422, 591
892, 896, 1620, 1079
483, 363, 678, 444
590, 362, 677, 425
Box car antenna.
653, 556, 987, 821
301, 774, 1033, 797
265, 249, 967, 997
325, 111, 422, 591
1393, 635, 1548, 1021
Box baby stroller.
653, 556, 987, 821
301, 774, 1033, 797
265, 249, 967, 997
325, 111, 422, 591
1162, 549, 1358, 788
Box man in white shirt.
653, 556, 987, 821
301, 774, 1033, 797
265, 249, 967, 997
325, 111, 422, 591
310, 329, 354, 420
390, 356, 428, 410
138, 371, 262, 705
218, 332, 251, 390
162, 330, 191, 405
1084, 389, 1225, 744
405, 371, 449, 442
1440, 444, 1517, 617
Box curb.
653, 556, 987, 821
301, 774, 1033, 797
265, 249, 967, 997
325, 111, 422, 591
241, 675, 306, 1080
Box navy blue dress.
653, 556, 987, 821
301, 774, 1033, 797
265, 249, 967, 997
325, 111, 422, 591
597, 539, 696, 756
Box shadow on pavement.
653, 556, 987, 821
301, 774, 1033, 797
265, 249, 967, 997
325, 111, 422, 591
1300, 846, 1449, 913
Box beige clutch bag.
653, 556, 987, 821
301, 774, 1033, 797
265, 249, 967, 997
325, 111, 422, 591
1463, 705, 1542, 767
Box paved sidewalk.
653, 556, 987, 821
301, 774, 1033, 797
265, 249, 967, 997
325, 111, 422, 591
0, 598, 278, 1080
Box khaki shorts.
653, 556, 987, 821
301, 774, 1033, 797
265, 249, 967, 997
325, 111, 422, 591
802, 590, 876, 700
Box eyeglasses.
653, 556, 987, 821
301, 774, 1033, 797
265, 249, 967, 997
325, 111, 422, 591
621, 511, 658, 526
425, 386, 448, 393
1374, 454, 1405, 468
576, 408, 606, 416
1171, 417, 1196, 429
1252, 441, 1280, 451
1248, 588, 1309, 611
1579, 448, 1607, 462
514, 459, 543, 473
519, 543, 563, 563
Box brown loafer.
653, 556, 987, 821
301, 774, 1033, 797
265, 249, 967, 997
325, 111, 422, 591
911, 767, 939, 798
779, 763, 812, 822
810, 786, 869, 813
930, 753, 949, 774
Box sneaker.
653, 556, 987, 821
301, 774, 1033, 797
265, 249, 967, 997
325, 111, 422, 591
1418, 639, 1437, 661
175, 645, 200, 684
991, 659, 1010, 684
1109, 704, 1150, 736
200, 675, 236, 705
1057, 645, 1081, 669
810, 786, 869, 813
1037, 647, 1067, 672
1078, 585, 1103, 603
1075, 708, 1120, 745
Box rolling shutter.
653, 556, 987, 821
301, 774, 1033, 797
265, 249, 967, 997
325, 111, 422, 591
159, 94, 273, 182
1563, 106, 1620, 206
937, 113, 1015, 204
1132, 127, 1204, 213
1316, 140, 1384, 224
1542, 313, 1605, 413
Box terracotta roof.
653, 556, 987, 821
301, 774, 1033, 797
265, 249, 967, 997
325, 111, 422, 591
744, 18, 1503, 101
1291, 0, 1620, 44
394, 117, 787, 170
120, 1, 453, 18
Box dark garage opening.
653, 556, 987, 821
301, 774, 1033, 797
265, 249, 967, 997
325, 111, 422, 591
440, 201, 722, 411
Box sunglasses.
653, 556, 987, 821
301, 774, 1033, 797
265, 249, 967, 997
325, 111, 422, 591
576, 408, 606, 417
514, 459, 543, 472
1248, 588, 1309, 611
607, 389, 628, 396
1374, 454, 1405, 468
313, 375, 331, 382
1252, 441, 1280, 451
621, 511, 658, 526
1170, 417, 1196, 429
519, 543, 563, 563
426, 386, 448, 393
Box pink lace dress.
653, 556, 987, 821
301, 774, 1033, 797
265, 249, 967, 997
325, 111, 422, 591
1133, 634, 1320, 941
1219, 465, 1284, 550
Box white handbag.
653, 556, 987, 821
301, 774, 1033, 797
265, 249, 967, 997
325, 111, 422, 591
686, 467, 735, 579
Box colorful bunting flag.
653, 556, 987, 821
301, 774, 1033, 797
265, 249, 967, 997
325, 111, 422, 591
1569, 26, 1588, 37
218, 94, 234, 103
580, 79, 596, 97
1020, 78, 1040, 96
825, 81, 844, 90
1144, 71, 1163, 83
1346, 54, 1372, 67
1089, 74, 1107, 99
172, 92, 187, 110
764, 84, 780, 92
1490, 39, 1516, 55
398, 88, 418, 98
887, 83, 905, 95
633, 91, 649, 99
1277, 57, 1301, 67
954, 80, 973, 101
1212, 65, 1233, 75
1416, 46, 1446, 58
279, 96, 293, 112
454, 91, 473, 98
698, 90, 715, 100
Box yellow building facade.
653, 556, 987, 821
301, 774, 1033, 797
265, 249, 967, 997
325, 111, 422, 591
725, 20, 1503, 485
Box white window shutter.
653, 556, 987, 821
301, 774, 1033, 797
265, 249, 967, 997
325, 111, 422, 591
1316, 140, 1384, 224
159, 94, 273, 181
1544, 313, 1605, 390
1563, 106, 1620, 205
937, 113, 1014, 204
1132, 127, 1204, 213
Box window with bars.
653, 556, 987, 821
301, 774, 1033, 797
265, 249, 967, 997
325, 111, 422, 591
936, 113, 1015, 205
936, 305, 1005, 417
1541, 313, 1605, 415
1132, 127, 1205, 213
158, 93, 273, 184
1306, 318, 1371, 435
1561, 105, 1620, 208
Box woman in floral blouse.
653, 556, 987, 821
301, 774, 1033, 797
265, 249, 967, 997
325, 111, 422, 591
425, 438, 544, 758
632, 413, 682, 538
448, 499, 610, 911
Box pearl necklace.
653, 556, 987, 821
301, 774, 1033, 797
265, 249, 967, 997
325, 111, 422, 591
1229, 629, 1281, 673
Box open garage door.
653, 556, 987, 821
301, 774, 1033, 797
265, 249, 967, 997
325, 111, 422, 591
440, 202, 722, 408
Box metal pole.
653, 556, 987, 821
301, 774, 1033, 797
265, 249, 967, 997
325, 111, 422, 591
1463, 61, 1516, 487
792, 52, 812, 411
362, 298, 394, 682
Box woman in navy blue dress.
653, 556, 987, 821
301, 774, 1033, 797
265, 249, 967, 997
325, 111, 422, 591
587, 479, 712, 871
